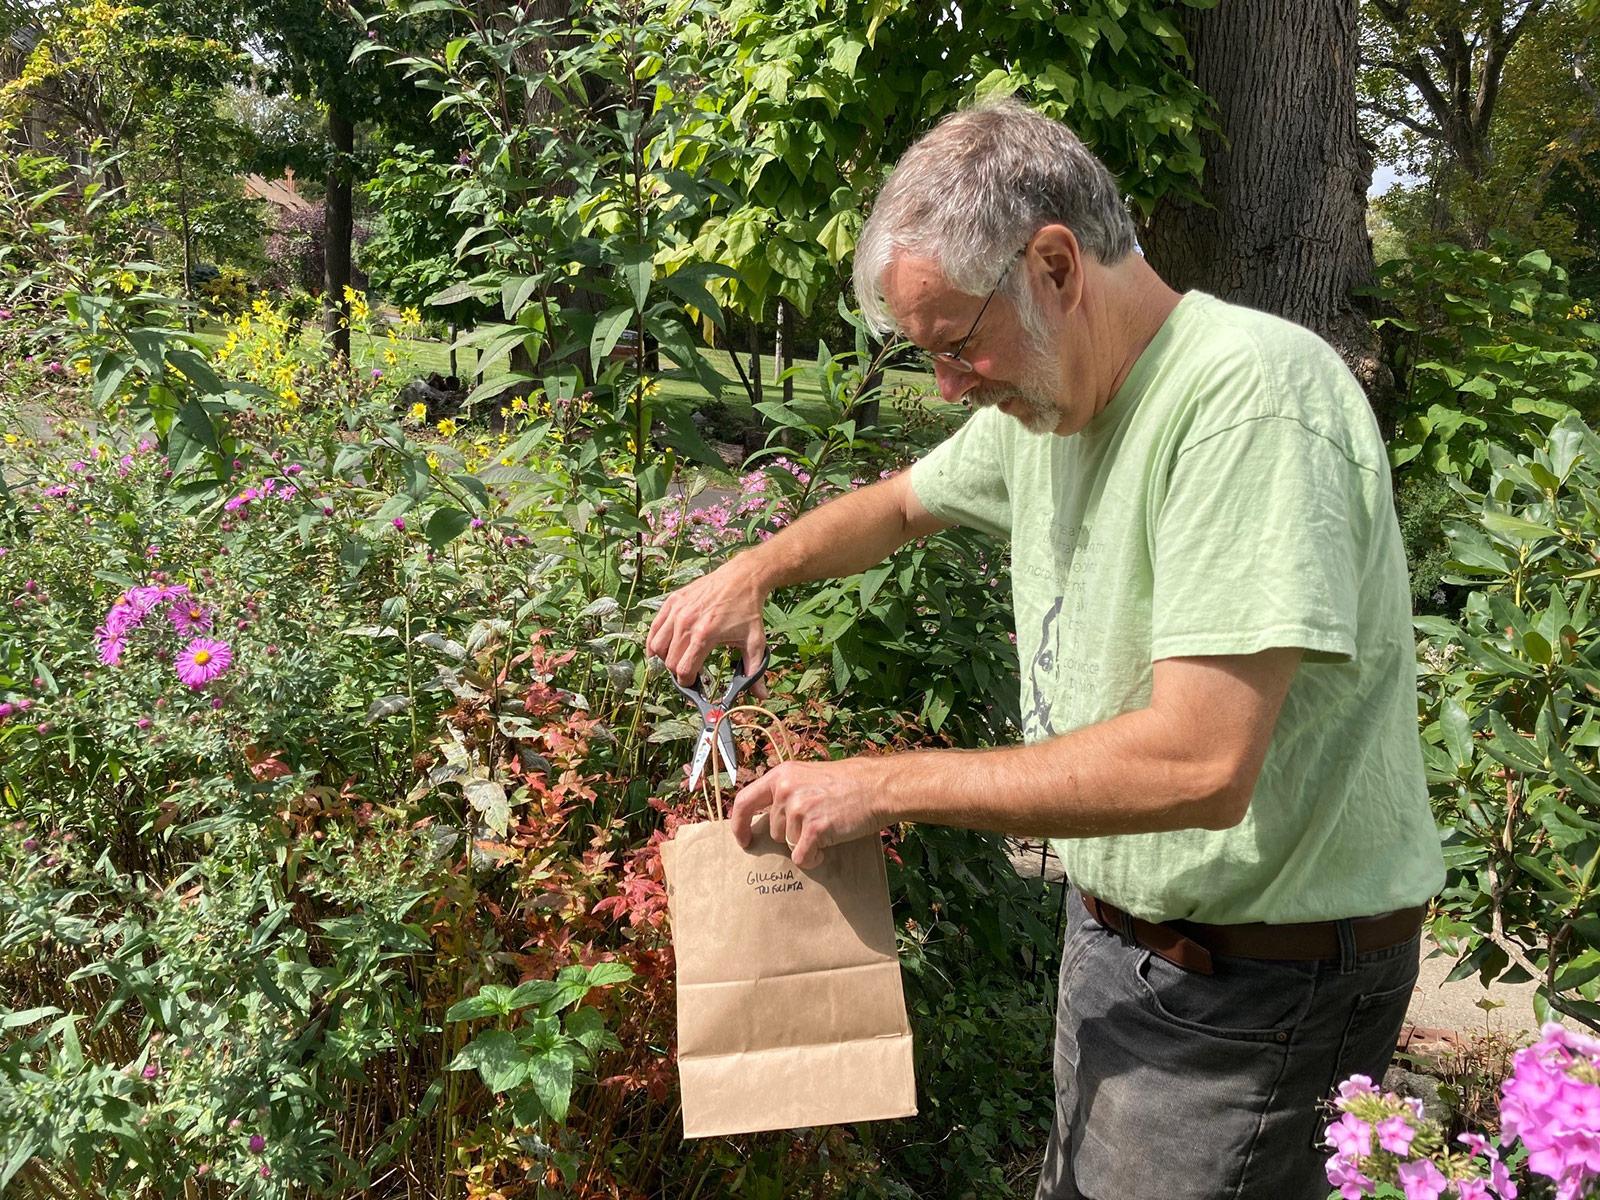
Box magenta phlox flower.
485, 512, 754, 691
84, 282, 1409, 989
1397, 1157, 1448, 1200
174, 638, 233, 689
1500, 1023, 1600, 1199
1377, 1114, 1417, 1155
1326, 1153, 1375, 1200
1457, 1179, 1491, 1200
1327, 1112, 1374, 1159
166, 598, 213, 635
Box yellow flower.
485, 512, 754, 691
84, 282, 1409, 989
72, 359, 89, 375
426, 452, 441, 470
437, 418, 458, 437
410, 402, 428, 423
402, 306, 422, 325
500, 455, 513, 466
3, 433, 18, 445
510, 397, 527, 413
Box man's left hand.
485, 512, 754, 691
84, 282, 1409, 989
730, 757, 886, 870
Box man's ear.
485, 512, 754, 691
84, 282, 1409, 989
1028, 224, 1084, 315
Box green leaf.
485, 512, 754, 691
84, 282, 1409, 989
445, 1029, 526, 1093
618, 243, 653, 312
1514, 853, 1573, 901
585, 961, 634, 988
426, 507, 473, 549
589, 308, 633, 372
525, 1052, 575, 1124
1441, 698, 1473, 770
1481, 512, 1558, 543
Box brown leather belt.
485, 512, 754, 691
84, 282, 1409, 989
1081, 892, 1425, 976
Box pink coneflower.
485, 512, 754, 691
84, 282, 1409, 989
167, 599, 213, 635
174, 639, 232, 689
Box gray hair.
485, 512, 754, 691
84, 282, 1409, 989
853, 97, 1138, 338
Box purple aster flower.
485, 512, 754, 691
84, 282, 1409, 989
371, 368, 383, 380
248, 1134, 266, 1153
97, 628, 126, 666
392, 516, 406, 531
285, 463, 302, 476
142, 1062, 160, 1080
167, 599, 213, 635
174, 639, 233, 689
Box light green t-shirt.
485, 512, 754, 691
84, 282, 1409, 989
909, 291, 1445, 924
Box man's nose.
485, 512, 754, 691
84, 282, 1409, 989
933, 359, 978, 406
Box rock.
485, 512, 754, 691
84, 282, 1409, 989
1383, 1065, 1453, 1125
396, 374, 463, 422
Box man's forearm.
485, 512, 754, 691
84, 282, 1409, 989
860, 705, 1248, 839
733, 476, 928, 593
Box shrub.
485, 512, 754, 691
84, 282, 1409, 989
1416, 413, 1600, 1031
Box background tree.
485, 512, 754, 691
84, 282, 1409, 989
241, 0, 442, 361
690, 0, 1216, 410
1139, 0, 1388, 407
0, 0, 259, 286
1362, 0, 1600, 284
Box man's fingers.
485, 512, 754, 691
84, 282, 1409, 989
730, 774, 773, 847
791, 825, 824, 870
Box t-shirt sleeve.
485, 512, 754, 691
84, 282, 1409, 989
908, 406, 1012, 540
1152, 415, 1369, 663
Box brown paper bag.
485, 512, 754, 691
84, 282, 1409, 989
661, 816, 918, 1137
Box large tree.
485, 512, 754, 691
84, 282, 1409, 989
1140, 0, 1388, 408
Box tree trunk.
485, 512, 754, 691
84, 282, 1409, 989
1142, 0, 1392, 423
174, 143, 193, 331
322, 107, 355, 364
780, 298, 795, 406
747, 319, 762, 407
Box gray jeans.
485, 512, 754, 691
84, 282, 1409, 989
1034, 889, 1420, 1200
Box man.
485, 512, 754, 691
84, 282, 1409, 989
645, 99, 1444, 1200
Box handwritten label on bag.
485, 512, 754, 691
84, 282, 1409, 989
747, 868, 804, 896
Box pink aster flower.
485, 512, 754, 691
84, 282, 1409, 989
174, 639, 232, 689
167, 599, 213, 635
97, 629, 126, 666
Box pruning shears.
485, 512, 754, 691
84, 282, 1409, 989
672, 650, 771, 790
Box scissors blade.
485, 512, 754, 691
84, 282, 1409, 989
686, 725, 716, 790
715, 719, 738, 786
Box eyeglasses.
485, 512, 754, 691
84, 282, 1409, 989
922, 247, 1028, 375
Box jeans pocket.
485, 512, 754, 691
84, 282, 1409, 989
1309, 973, 1418, 1151
1132, 948, 1316, 1044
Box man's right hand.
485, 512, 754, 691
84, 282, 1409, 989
645, 557, 770, 696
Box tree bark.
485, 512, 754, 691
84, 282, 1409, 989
780, 298, 795, 406
322, 107, 355, 364
1142, 0, 1393, 423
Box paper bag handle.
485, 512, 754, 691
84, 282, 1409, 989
698, 704, 792, 823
